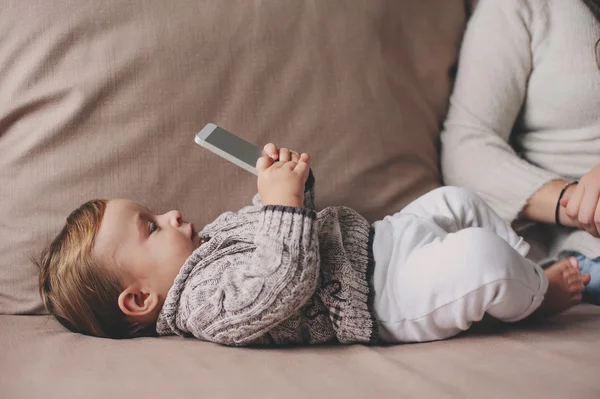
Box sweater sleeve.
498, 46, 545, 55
185, 205, 319, 346
440, 0, 561, 222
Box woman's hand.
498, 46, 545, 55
257, 143, 311, 207
560, 163, 600, 237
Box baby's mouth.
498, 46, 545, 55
190, 223, 196, 240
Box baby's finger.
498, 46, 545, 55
290, 150, 300, 163
300, 153, 310, 164
271, 160, 286, 169
263, 143, 279, 160
294, 160, 309, 178
256, 155, 274, 173
284, 161, 298, 170
279, 148, 291, 162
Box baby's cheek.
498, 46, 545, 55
177, 240, 195, 263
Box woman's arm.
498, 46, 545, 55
441, 0, 562, 223
522, 179, 578, 227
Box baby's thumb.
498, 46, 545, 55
560, 193, 571, 207
256, 155, 273, 173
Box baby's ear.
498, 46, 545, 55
117, 287, 159, 319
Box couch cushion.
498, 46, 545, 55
0, 0, 466, 314
2, 305, 600, 398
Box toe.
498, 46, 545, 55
582, 273, 592, 285
568, 257, 579, 269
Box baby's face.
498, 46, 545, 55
94, 199, 199, 301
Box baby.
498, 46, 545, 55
38, 144, 590, 345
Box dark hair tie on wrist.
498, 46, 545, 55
555, 181, 578, 227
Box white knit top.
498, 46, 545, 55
442, 0, 600, 258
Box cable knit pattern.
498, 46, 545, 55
156, 172, 378, 346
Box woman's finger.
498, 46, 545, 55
594, 200, 600, 237
565, 184, 584, 221
578, 185, 600, 233
560, 193, 571, 207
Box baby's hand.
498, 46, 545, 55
262, 143, 309, 164
257, 143, 311, 207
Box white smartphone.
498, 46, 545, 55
194, 123, 263, 175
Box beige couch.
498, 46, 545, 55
1, 1, 599, 398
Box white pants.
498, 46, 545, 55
372, 187, 548, 343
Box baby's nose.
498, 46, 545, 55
170, 210, 183, 226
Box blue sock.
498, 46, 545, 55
576, 255, 600, 305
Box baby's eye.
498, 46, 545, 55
148, 221, 158, 235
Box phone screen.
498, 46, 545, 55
204, 126, 263, 169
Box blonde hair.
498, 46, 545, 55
37, 199, 155, 338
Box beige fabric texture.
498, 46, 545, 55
0, 0, 464, 315
1, 2, 600, 398
2, 306, 600, 398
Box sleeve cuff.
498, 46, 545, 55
262, 205, 316, 220
479, 156, 562, 222
257, 205, 317, 248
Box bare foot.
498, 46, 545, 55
533, 257, 591, 318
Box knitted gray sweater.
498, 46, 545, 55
156, 174, 378, 346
